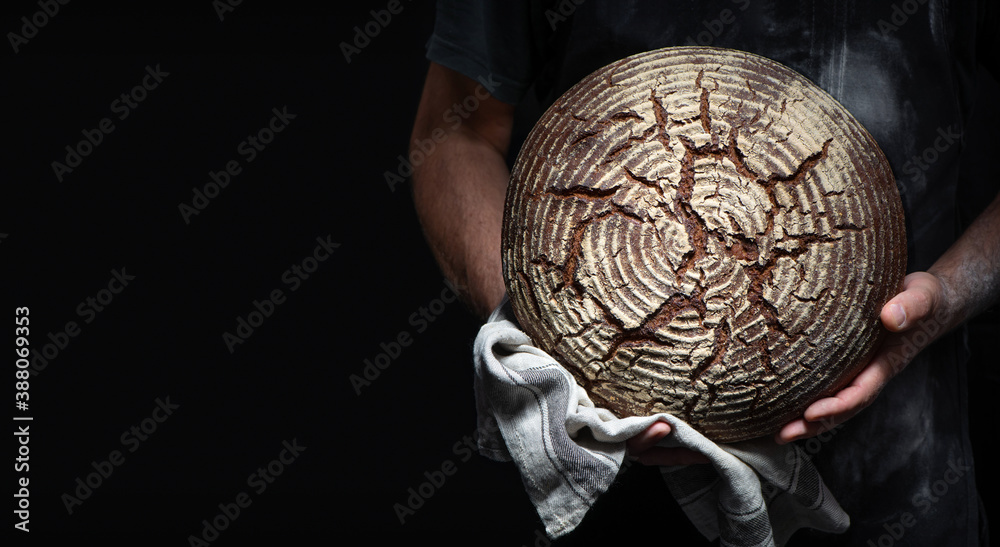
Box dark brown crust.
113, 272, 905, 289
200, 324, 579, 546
501, 47, 907, 443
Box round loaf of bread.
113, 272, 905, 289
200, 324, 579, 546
501, 47, 907, 443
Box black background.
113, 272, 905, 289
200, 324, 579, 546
3, 2, 997, 545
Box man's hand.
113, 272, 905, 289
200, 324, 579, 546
775, 190, 1000, 444
630, 273, 948, 459
775, 272, 948, 444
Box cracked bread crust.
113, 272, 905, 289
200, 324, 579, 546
501, 47, 907, 443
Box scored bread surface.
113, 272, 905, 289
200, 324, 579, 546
501, 47, 906, 443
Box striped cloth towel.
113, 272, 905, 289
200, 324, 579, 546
473, 298, 849, 547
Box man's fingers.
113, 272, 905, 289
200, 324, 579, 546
776, 418, 825, 444
625, 421, 671, 455
626, 422, 709, 465
777, 352, 896, 443
627, 421, 708, 467
881, 272, 941, 331
803, 374, 879, 420
806, 351, 895, 418
777, 272, 948, 443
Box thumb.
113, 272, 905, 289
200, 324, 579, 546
880, 272, 942, 332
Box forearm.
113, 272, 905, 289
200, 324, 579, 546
412, 131, 510, 318
927, 191, 1000, 331
409, 63, 515, 319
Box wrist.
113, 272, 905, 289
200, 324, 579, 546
924, 267, 972, 334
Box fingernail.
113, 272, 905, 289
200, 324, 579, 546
889, 303, 906, 329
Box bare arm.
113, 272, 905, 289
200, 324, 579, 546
410, 63, 514, 319
926, 192, 1000, 326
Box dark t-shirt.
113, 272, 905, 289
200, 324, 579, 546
427, 1, 996, 545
